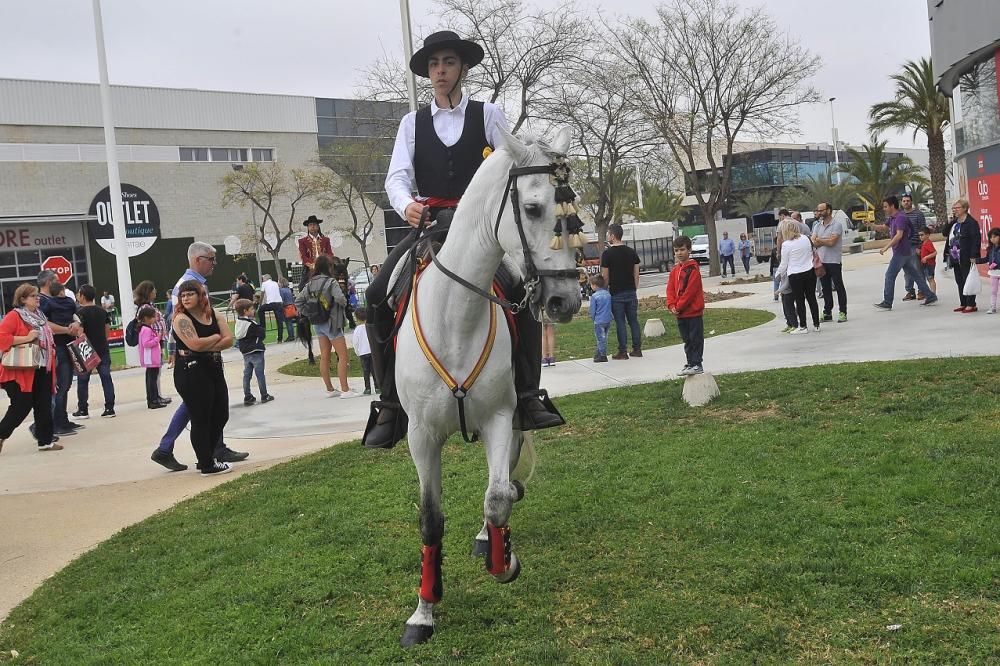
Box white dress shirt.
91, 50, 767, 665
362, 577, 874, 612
384, 91, 509, 218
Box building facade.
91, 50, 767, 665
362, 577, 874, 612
928, 0, 1000, 237
0, 79, 393, 311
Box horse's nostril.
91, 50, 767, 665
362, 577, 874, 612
547, 296, 564, 312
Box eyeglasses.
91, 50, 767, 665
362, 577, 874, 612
198, 255, 217, 263
179, 291, 199, 298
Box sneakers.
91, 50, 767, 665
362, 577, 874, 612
837, 313, 848, 323
340, 390, 362, 399
542, 356, 556, 367
873, 302, 892, 310
594, 354, 609, 363
151, 450, 188, 472
630, 349, 643, 358
326, 389, 341, 398
260, 394, 274, 404
988, 308, 996, 314
38, 442, 64, 452
66, 421, 84, 430
52, 425, 78, 436
244, 395, 257, 406
813, 326, 821, 332
781, 326, 795, 333
216, 447, 249, 463
902, 293, 916, 301
101, 407, 116, 418
363, 388, 372, 395
679, 365, 692, 375
147, 401, 167, 410
687, 364, 704, 375
921, 297, 938, 306
72, 409, 89, 419
611, 352, 629, 360
789, 327, 809, 335
200, 461, 233, 476
821, 313, 833, 322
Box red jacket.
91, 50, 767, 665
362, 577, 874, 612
298, 233, 334, 270
0, 310, 57, 394
666, 260, 704, 318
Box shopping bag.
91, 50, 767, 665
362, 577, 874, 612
963, 265, 982, 296
69, 335, 101, 374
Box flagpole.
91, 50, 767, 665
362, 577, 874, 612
399, 0, 418, 112
92, 0, 138, 365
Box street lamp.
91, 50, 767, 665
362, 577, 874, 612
829, 97, 842, 185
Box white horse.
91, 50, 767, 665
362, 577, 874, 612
394, 126, 583, 647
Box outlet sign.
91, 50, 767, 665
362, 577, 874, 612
87, 183, 161, 257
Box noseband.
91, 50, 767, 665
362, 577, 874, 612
427, 158, 584, 314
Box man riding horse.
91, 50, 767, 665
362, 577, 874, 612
363, 30, 564, 449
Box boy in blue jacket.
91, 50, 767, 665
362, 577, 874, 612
589, 275, 612, 362
234, 299, 274, 406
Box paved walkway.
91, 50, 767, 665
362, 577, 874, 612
1, 246, 994, 619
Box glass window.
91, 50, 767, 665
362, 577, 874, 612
180, 147, 196, 161
16, 250, 39, 265
252, 148, 274, 162
958, 53, 1000, 155
0, 252, 15, 266
235, 148, 248, 162
210, 148, 230, 162
179, 147, 209, 161
0, 267, 17, 279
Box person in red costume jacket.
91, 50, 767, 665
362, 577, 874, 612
666, 235, 705, 376
298, 215, 334, 287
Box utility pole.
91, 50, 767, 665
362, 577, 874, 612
92, 0, 137, 365
829, 97, 842, 185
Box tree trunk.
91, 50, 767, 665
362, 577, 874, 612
927, 130, 948, 228
701, 204, 721, 277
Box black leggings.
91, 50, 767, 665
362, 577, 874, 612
174, 358, 229, 469
953, 260, 977, 308
145, 367, 161, 403
0, 370, 53, 446
788, 270, 820, 328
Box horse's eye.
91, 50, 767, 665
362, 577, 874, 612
523, 203, 543, 218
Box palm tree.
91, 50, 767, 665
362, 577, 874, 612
903, 182, 933, 207
729, 190, 774, 218
869, 58, 950, 227
786, 170, 857, 212
836, 141, 928, 222
627, 183, 686, 221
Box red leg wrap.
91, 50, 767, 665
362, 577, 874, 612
419, 543, 443, 603
485, 523, 511, 576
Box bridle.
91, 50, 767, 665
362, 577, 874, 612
427, 158, 585, 314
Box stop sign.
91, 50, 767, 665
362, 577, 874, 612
41, 256, 73, 285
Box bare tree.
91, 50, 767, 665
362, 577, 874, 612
613, 0, 820, 276
357, 0, 589, 132
537, 47, 659, 244
315, 140, 385, 271
220, 162, 323, 271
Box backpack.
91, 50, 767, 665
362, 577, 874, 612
124, 317, 140, 347
300, 277, 332, 324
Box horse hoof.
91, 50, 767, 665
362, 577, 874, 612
494, 553, 521, 584
512, 480, 525, 502
470, 539, 488, 557
400, 623, 434, 648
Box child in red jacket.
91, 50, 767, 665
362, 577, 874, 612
666, 236, 705, 375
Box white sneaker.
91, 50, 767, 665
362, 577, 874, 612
813, 326, 821, 332
339, 390, 361, 399
987, 308, 996, 314
326, 389, 341, 398
789, 327, 809, 335
200, 461, 232, 476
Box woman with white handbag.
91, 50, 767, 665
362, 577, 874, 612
0, 283, 60, 452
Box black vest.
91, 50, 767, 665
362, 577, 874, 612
414, 100, 490, 201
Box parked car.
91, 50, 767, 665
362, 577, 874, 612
690, 234, 710, 265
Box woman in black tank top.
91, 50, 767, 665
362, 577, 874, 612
172, 280, 234, 475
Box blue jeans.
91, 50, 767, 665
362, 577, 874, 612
721, 254, 735, 276
158, 401, 227, 456
76, 352, 115, 411
611, 290, 641, 353
884, 252, 935, 306
903, 249, 922, 294
242, 353, 268, 398
52, 345, 73, 427
593, 321, 611, 356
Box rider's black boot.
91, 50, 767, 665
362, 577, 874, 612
511, 301, 564, 431
361, 274, 410, 449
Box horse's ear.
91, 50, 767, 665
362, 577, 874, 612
497, 124, 530, 166
551, 126, 572, 158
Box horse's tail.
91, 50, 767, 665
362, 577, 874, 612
511, 431, 536, 485
297, 318, 315, 362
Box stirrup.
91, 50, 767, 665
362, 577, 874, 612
362, 400, 408, 449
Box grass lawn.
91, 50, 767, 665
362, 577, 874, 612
2, 357, 998, 663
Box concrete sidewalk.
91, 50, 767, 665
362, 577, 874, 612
0, 247, 993, 619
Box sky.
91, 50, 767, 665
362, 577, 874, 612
0, 0, 933, 150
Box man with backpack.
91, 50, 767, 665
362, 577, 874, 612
149, 242, 250, 472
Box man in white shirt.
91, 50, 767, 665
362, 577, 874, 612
362, 30, 563, 450
258, 273, 287, 343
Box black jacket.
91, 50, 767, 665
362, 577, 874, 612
942, 215, 981, 266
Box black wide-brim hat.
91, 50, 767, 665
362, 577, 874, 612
303, 215, 323, 227
409, 30, 484, 78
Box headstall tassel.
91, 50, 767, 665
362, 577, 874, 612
549, 160, 587, 251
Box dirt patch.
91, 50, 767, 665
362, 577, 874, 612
719, 275, 773, 286
639, 293, 751, 311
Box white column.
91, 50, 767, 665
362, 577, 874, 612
93, 0, 138, 365
829, 97, 841, 185
399, 0, 418, 113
